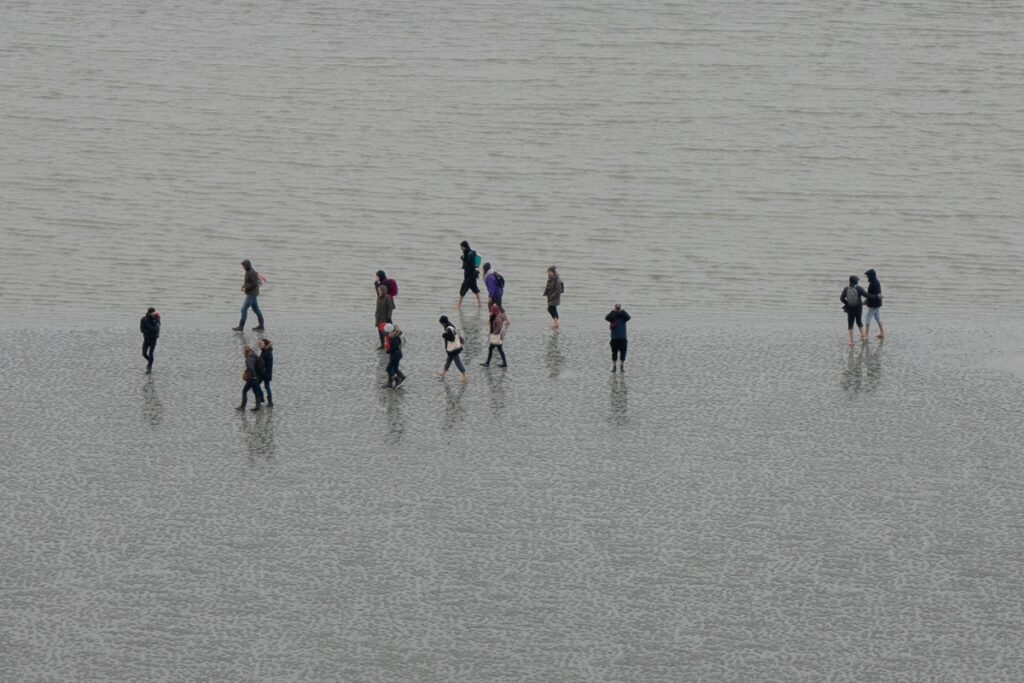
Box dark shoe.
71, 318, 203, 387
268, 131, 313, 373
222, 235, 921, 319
394, 375, 406, 388
145, 367, 152, 374
611, 365, 617, 373
235, 405, 245, 411
252, 326, 265, 332
250, 405, 261, 412
498, 363, 507, 368
266, 400, 273, 407
479, 362, 490, 367
232, 326, 244, 331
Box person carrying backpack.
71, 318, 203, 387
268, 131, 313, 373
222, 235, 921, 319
863, 268, 885, 340
543, 265, 564, 330
437, 315, 469, 381
482, 262, 505, 311
456, 240, 482, 310
233, 259, 266, 332
840, 275, 869, 347
382, 323, 407, 388
374, 270, 396, 349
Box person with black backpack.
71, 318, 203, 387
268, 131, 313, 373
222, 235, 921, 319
482, 262, 505, 311
840, 275, 869, 347
437, 315, 469, 381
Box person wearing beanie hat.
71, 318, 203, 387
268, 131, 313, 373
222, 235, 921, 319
140, 307, 161, 373
840, 274, 869, 347
543, 266, 564, 330
456, 241, 482, 310
233, 259, 265, 332
383, 323, 406, 388
374, 270, 395, 349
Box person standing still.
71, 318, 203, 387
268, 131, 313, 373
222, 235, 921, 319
258, 338, 274, 407
140, 307, 161, 373
480, 304, 509, 367
840, 275, 869, 347
543, 266, 564, 330
863, 268, 885, 340
233, 259, 265, 332
375, 270, 395, 349
456, 241, 482, 309
237, 345, 265, 411
606, 303, 630, 373
482, 262, 504, 311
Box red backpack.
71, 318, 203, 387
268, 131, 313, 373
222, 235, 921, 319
386, 278, 399, 297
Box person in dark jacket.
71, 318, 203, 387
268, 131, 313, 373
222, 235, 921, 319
140, 307, 161, 373
480, 304, 509, 367
258, 338, 274, 407
382, 323, 406, 388
233, 259, 265, 332
840, 275, 869, 347
456, 241, 482, 310
437, 315, 469, 381
237, 345, 265, 411
543, 266, 563, 329
605, 304, 631, 373
863, 268, 885, 340
374, 270, 395, 349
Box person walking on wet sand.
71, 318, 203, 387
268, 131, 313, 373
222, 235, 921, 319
606, 303, 630, 373
543, 265, 564, 329
480, 304, 509, 367
382, 323, 407, 388
437, 315, 469, 381
233, 259, 265, 332
140, 307, 160, 373
456, 241, 482, 309
258, 338, 274, 407
863, 268, 885, 340
374, 270, 396, 349
237, 345, 265, 411
840, 275, 869, 347
482, 262, 505, 311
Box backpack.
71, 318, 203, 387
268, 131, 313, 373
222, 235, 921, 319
494, 273, 505, 288
445, 326, 463, 352
386, 278, 399, 297
474, 252, 482, 268
844, 286, 860, 308
253, 354, 266, 379
559, 279, 565, 293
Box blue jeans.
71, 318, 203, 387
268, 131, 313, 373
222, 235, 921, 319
386, 352, 403, 378
240, 295, 265, 327
241, 378, 265, 407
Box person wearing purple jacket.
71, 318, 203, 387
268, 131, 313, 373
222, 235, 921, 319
481, 262, 505, 311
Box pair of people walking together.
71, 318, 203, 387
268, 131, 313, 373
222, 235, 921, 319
841, 269, 885, 346
238, 339, 274, 411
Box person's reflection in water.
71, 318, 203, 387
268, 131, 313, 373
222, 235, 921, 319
381, 390, 406, 446
841, 345, 865, 392
545, 332, 564, 379
485, 366, 507, 413
141, 376, 163, 428
609, 374, 628, 425
240, 410, 276, 466
863, 341, 883, 392
443, 381, 468, 431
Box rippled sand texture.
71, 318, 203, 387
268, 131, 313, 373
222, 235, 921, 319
2, 316, 1022, 680
2, 1, 1023, 318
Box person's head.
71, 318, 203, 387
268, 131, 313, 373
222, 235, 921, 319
865, 268, 877, 281
849, 275, 859, 286
482, 262, 491, 274
460, 240, 470, 252
259, 338, 272, 350
439, 315, 451, 327
243, 345, 253, 356
147, 307, 156, 315
376, 269, 386, 282
241, 259, 252, 271
613, 303, 622, 312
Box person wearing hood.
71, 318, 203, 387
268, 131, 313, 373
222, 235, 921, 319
374, 270, 395, 349
237, 345, 265, 411
605, 303, 631, 373
480, 304, 510, 367
863, 268, 885, 340
382, 323, 406, 388
543, 266, 564, 330
482, 262, 504, 311
233, 259, 265, 332
258, 338, 274, 407
437, 315, 468, 381
140, 307, 161, 373
840, 275, 869, 347
456, 240, 482, 310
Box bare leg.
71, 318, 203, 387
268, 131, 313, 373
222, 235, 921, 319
848, 329, 855, 347
877, 321, 885, 339
475, 292, 482, 309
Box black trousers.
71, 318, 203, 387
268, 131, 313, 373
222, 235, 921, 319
846, 306, 863, 330
610, 338, 628, 362
142, 337, 157, 368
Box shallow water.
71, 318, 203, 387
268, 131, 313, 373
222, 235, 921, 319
2, 313, 1023, 681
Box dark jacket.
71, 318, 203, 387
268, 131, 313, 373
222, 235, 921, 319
461, 250, 478, 278
386, 332, 403, 356
259, 348, 274, 381
606, 309, 631, 340
140, 314, 160, 339
243, 268, 260, 296
841, 285, 868, 310
864, 270, 883, 308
